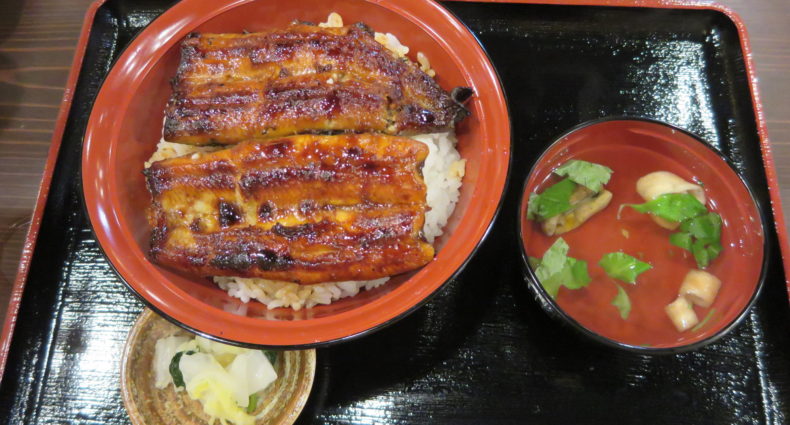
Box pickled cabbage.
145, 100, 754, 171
153, 334, 278, 425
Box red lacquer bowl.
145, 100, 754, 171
82, 0, 510, 347
518, 118, 766, 353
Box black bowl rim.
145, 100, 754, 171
516, 116, 770, 355
80, 0, 514, 350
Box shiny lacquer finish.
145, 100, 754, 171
165, 24, 468, 145
520, 119, 767, 351
81, 0, 510, 346
3, 1, 790, 423
146, 134, 433, 284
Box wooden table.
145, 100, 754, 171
0, 0, 788, 321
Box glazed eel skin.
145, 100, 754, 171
163, 22, 470, 145
144, 134, 434, 284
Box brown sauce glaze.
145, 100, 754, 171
163, 23, 468, 145
145, 134, 434, 284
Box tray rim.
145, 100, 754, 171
1, 0, 788, 385
0, 0, 109, 385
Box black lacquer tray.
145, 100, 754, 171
1, 1, 789, 423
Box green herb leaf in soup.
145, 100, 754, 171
534, 238, 570, 298
621, 193, 707, 223
527, 178, 577, 221
563, 258, 592, 289
669, 232, 693, 251
599, 252, 652, 284
692, 240, 712, 268
611, 285, 632, 319
681, 212, 722, 244
672, 212, 723, 268
554, 159, 613, 193
533, 238, 591, 298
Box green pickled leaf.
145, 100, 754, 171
622, 193, 707, 223
247, 393, 260, 414
262, 350, 278, 365
526, 178, 577, 221
169, 350, 195, 388
528, 256, 541, 270
669, 232, 693, 251
553, 159, 613, 193
598, 252, 652, 284
533, 238, 591, 298
611, 285, 631, 319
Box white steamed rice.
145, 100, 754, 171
147, 14, 461, 310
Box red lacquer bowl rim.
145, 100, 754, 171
517, 117, 768, 354
81, 0, 511, 347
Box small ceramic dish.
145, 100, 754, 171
518, 118, 767, 353
81, 0, 510, 347
121, 309, 316, 425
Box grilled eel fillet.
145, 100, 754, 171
163, 22, 470, 145
144, 134, 434, 284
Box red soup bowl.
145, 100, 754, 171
82, 0, 510, 347
518, 118, 766, 353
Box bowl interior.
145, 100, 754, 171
519, 119, 764, 350
83, 0, 509, 346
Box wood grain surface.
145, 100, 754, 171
0, 0, 787, 322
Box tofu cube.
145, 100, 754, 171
665, 297, 699, 332
679, 270, 721, 308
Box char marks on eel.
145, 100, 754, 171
164, 23, 468, 145
144, 134, 434, 284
